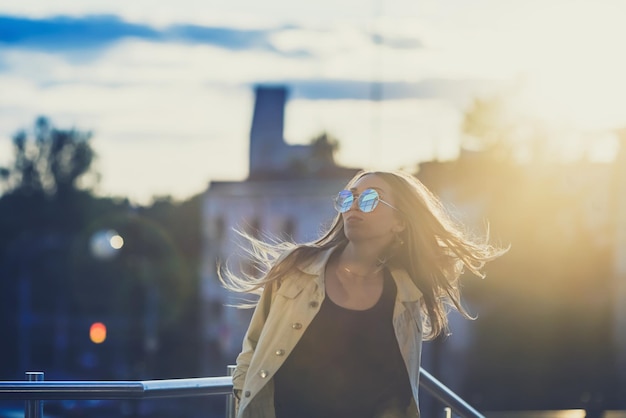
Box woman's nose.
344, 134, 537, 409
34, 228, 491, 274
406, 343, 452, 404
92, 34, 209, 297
348, 196, 360, 211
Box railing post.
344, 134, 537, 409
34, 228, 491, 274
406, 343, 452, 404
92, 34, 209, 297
225, 365, 236, 418
25, 372, 44, 418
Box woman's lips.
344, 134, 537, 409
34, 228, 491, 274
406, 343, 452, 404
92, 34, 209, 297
344, 215, 363, 224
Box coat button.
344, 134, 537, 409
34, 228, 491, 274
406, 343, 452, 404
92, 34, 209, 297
291, 322, 302, 330
275, 349, 285, 356
244, 391, 251, 397
259, 370, 268, 378
309, 301, 319, 308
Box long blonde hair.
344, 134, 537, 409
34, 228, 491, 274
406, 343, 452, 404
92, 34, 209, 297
220, 170, 508, 340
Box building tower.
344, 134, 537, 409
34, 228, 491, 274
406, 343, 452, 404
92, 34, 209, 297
249, 86, 289, 176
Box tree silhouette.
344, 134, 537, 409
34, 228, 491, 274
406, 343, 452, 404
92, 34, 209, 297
310, 131, 339, 163
1, 116, 97, 197
461, 95, 514, 155
0, 117, 203, 384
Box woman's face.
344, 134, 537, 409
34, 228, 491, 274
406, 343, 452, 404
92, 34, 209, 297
341, 174, 404, 245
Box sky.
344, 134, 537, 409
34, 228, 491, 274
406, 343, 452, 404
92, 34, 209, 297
1, 0, 625, 204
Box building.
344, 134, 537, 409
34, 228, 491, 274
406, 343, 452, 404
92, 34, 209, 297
199, 86, 359, 373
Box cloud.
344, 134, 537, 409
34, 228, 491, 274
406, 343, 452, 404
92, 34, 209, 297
0, 15, 160, 50
371, 33, 423, 49
167, 25, 278, 52
0, 13, 431, 62
259, 78, 498, 104
0, 14, 310, 58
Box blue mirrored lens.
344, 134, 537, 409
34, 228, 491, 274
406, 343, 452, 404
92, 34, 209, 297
358, 189, 379, 212
335, 190, 354, 213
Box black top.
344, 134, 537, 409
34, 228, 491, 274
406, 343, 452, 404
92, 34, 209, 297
274, 270, 412, 418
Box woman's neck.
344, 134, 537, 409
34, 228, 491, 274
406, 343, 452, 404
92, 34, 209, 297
336, 243, 384, 281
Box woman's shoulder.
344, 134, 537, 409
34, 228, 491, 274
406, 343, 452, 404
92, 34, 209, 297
272, 246, 334, 287
293, 246, 336, 275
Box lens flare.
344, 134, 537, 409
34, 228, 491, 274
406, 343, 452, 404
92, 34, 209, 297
90, 229, 124, 259
109, 234, 124, 249
89, 322, 107, 344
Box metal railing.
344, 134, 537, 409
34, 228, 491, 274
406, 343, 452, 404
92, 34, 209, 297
0, 366, 484, 418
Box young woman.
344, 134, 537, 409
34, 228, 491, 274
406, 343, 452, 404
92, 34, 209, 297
221, 170, 507, 418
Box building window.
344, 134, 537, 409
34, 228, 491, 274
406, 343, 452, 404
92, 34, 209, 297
241, 217, 262, 278
247, 218, 261, 239
283, 218, 296, 241
212, 217, 225, 242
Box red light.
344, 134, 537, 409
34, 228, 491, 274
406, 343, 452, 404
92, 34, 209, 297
90, 322, 107, 344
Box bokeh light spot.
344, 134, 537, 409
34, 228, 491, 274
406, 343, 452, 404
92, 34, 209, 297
90, 229, 124, 259
89, 322, 107, 344
110, 234, 124, 249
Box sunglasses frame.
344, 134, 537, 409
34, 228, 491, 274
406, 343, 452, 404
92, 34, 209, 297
334, 188, 399, 213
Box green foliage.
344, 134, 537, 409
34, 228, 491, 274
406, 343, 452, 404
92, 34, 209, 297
0, 117, 203, 380
310, 131, 339, 162
1, 116, 97, 197
286, 131, 344, 177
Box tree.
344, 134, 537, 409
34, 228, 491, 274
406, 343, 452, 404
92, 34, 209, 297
286, 131, 344, 178
461, 94, 520, 160
0, 117, 204, 384
310, 131, 339, 164
0, 116, 98, 197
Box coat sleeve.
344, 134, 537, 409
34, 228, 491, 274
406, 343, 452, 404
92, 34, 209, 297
231, 280, 276, 392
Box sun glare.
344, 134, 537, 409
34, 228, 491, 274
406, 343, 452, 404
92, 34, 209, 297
552, 411, 586, 418
512, 1, 626, 132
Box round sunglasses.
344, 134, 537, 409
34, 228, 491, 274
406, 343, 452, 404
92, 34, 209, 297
333, 188, 398, 213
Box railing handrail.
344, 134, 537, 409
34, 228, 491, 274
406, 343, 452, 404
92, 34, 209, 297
0, 376, 232, 400
0, 367, 484, 418
420, 368, 484, 418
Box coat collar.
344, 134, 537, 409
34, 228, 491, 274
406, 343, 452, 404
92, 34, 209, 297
298, 246, 423, 303
387, 266, 423, 303
298, 247, 335, 278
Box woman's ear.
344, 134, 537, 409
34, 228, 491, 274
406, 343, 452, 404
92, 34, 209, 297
392, 221, 406, 234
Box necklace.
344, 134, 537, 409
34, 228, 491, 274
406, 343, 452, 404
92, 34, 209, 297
339, 263, 383, 280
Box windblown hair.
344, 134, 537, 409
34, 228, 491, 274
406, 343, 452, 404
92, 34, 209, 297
220, 170, 508, 340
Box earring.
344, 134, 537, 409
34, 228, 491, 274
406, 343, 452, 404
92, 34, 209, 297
394, 231, 405, 247
380, 231, 404, 265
